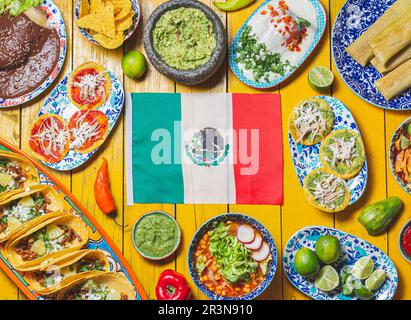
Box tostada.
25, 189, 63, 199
0, 151, 39, 202
0, 185, 64, 243
320, 129, 365, 179
5, 212, 88, 271
289, 98, 334, 145
54, 272, 136, 300
67, 62, 112, 110
303, 168, 350, 213
27, 249, 109, 295
29, 114, 70, 164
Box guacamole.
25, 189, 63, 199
152, 7, 216, 70
133, 212, 180, 258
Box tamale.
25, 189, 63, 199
374, 59, 411, 100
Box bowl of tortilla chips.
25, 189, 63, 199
75, 0, 140, 49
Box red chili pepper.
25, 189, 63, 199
156, 270, 191, 300
94, 158, 117, 216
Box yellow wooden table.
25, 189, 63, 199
0, 0, 410, 300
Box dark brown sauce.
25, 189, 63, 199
0, 13, 60, 99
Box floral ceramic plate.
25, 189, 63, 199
0, 0, 67, 108
332, 0, 411, 110
283, 226, 398, 300
229, 0, 326, 89
34, 67, 124, 171
188, 213, 278, 300
75, 0, 140, 46
0, 139, 147, 300
288, 96, 368, 205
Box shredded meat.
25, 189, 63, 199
120, 293, 128, 300
6, 163, 27, 188
15, 237, 36, 261
60, 225, 82, 246
0, 211, 7, 233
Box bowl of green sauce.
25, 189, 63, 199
132, 211, 181, 260
144, 0, 227, 85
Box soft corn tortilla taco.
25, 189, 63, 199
5, 213, 88, 271
27, 249, 109, 295
320, 129, 366, 179
289, 98, 334, 146
0, 151, 39, 202
303, 168, 350, 213
0, 185, 65, 243
55, 272, 136, 300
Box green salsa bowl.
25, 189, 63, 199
132, 211, 181, 261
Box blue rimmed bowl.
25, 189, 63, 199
399, 220, 411, 264
188, 213, 278, 300
74, 0, 140, 47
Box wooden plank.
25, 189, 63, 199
280, 0, 333, 300
385, 109, 411, 300
331, 0, 388, 268
227, 0, 283, 300
174, 0, 228, 300
122, 0, 176, 300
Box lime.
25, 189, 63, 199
365, 269, 386, 291
122, 50, 147, 79
315, 235, 341, 264
354, 282, 375, 300
352, 256, 374, 280
314, 265, 339, 292
294, 247, 320, 277
308, 66, 334, 91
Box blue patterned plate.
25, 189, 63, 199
188, 213, 278, 300
0, 0, 67, 108
75, 0, 140, 46
35, 68, 124, 171
288, 96, 368, 206
229, 0, 326, 89
332, 0, 411, 110
283, 226, 398, 300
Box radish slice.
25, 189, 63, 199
251, 241, 270, 262
236, 224, 255, 244
245, 232, 263, 250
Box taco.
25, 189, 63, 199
68, 110, 109, 154
303, 168, 351, 213
67, 62, 112, 110
289, 98, 334, 146
320, 129, 366, 179
55, 272, 136, 300
27, 249, 109, 295
0, 151, 39, 201
0, 185, 64, 243
5, 213, 88, 271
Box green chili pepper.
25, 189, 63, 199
214, 0, 254, 12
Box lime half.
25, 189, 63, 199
352, 256, 375, 280
354, 283, 375, 300
365, 269, 386, 291
314, 265, 339, 292
308, 66, 334, 91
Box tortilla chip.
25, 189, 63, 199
115, 11, 134, 31
79, 0, 90, 17
90, 0, 103, 13
93, 31, 125, 49
113, 0, 132, 21
77, 3, 116, 38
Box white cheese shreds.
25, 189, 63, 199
70, 111, 103, 149
31, 117, 69, 160
308, 173, 346, 209
326, 136, 357, 167
70, 72, 108, 105
294, 102, 327, 143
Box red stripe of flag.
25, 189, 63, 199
232, 93, 283, 205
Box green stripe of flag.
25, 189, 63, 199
131, 93, 184, 203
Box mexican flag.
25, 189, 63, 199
126, 93, 283, 205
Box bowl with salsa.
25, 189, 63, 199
188, 213, 277, 300
132, 211, 181, 261
399, 220, 411, 263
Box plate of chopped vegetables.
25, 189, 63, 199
229, 0, 326, 89
188, 213, 277, 300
